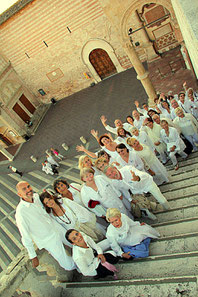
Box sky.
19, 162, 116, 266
0, 0, 18, 14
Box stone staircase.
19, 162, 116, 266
0, 152, 198, 296
60, 153, 198, 297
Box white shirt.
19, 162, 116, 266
68, 183, 84, 206
72, 233, 103, 276
160, 127, 186, 152
15, 193, 61, 259
131, 130, 155, 151
105, 123, 131, 135
81, 175, 128, 217
133, 116, 146, 129
106, 214, 159, 257
173, 113, 198, 136
120, 165, 153, 194
116, 151, 144, 171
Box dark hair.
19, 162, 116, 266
65, 229, 76, 244
53, 179, 69, 193
39, 192, 62, 213
161, 100, 170, 108
142, 102, 147, 107
116, 143, 129, 152
117, 127, 131, 138
145, 117, 153, 123
126, 115, 134, 122
98, 150, 111, 160
147, 109, 159, 117
168, 95, 174, 100
178, 92, 185, 98
98, 135, 110, 146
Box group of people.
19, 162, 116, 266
41, 148, 64, 175
15, 81, 198, 279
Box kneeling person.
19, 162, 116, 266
66, 229, 118, 279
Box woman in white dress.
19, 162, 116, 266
160, 120, 187, 170
115, 143, 145, 171
53, 179, 83, 206
174, 107, 198, 151
80, 167, 130, 218
130, 126, 154, 151
127, 138, 169, 185
40, 192, 104, 242
106, 208, 160, 259
143, 118, 167, 164
158, 101, 172, 119
116, 127, 132, 150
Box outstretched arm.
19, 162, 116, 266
91, 129, 99, 143
100, 115, 117, 135
76, 145, 97, 159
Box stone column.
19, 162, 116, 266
123, 39, 157, 106
0, 145, 13, 161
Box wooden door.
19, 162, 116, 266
13, 103, 30, 122
0, 134, 13, 146
89, 48, 117, 80
19, 94, 36, 114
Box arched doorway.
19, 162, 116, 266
89, 48, 117, 80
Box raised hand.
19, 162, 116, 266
130, 170, 140, 181
76, 145, 85, 152
134, 100, 139, 107
100, 115, 107, 126
91, 129, 98, 139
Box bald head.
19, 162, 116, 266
16, 181, 33, 201
152, 114, 160, 124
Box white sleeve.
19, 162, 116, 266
105, 125, 117, 135
106, 231, 123, 257
87, 236, 103, 255
172, 128, 181, 148
81, 187, 106, 217
74, 254, 98, 276
137, 107, 145, 116
132, 152, 145, 171
65, 200, 94, 223
15, 211, 37, 259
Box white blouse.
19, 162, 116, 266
173, 113, 198, 136
160, 127, 186, 152
116, 151, 144, 171
106, 214, 160, 257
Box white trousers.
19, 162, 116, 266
45, 234, 76, 271
147, 181, 168, 205
169, 149, 187, 166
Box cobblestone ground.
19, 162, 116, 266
1, 46, 197, 174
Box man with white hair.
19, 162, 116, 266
132, 110, 146, 130
100, 115, 131, 135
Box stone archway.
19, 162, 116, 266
81, 39, 123, 82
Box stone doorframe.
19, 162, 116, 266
81, 39, 124, 82
120, 0, 178, 42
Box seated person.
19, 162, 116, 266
106, 208, 160, 259
66, 229, 119, 278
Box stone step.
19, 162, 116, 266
9, 173, 41, 192
153, 217, 198, 237
164, 184, 198, 200
167, 194, 198, 208
28, 171, 55, 184
168, 163, 198, 176
63, 276, 197, 297
169, 169, 198, 183
160, 176, 198, 193
166, 156, 197, 170
72, 251, 198, 282
155, 204, 198, 222
60, 159, 78, 168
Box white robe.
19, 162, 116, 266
160, 127, 186, 152
68, 183, 84, 206
173, 113, 198, 137
105, 122, 131, 135
145, 123, 167, 154
81, 175, 129, 217
116, 150, 145, 171
130, 130, 154, 151
106, 214, 160, 257
133, 116, 146, 129
130, 145, 169, 185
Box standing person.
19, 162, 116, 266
66, 229, 118, 278
160, 120, 187, 170
106, 208, 160, 259
46, 153, 59, 167
50, 148, 64, 160
8, 165, 23, 177
15, 181, 75, 270
100, 115, 131, 135
134, 100, 149, 117
132, 110, 146, 129
130, 126, 154, 151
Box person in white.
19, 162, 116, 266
178, 92, 191, 113
106, 208, 160, 259
115, 143, 145, 171
100, 115, 131, 135
170, 99, 181, 120
40, 191, 104, 242
66, 230, 118, 278
132, 110, 146, 130
116, 127, 133, 150
127, 137, 169, 186
152, 114, 181, 134
42, 161, 58, 175
80, 167, 132, 218
134, 100, 149, 117
143, 118, 167, 164
46, 153, 59, 167
158, 101, 172, 119
104, 164, 170, 210
188, 93, 198, 120
160, 120, 187, 170
8, 165, 23, 176
103, 165, 158, 220
15, 181, 75, 270
174, 107, 198, 152
130, 126, 154, 151
53, 179, 84, 206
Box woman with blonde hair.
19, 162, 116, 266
130, 126, 154, 151
80, 168, 131, 218
106, 208, 160, 259
78, 155, 101, 176
127, 138, 169, 185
